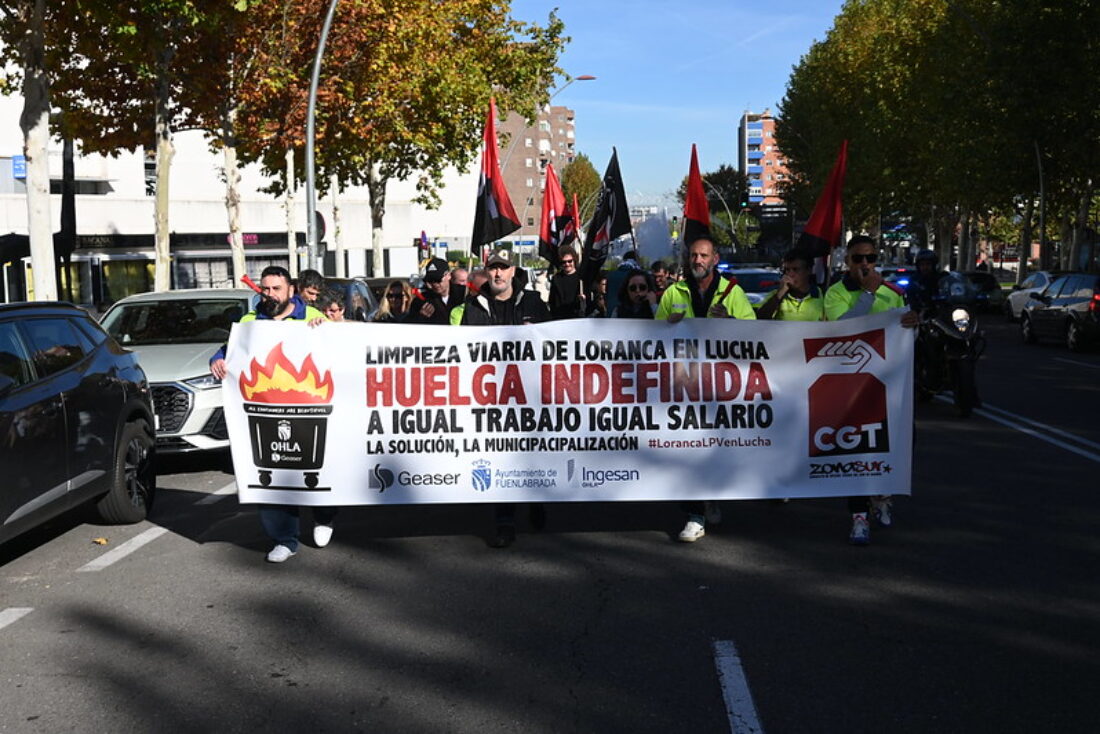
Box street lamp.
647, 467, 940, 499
701, 179, 736, 252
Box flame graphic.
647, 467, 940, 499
239, 343, 334, 404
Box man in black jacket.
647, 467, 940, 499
460, 248, 549, 547
461, 248, 549, 326
407, 257, 455, 324
548, 245, 585, 320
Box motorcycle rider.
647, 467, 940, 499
905, 249, 947, 314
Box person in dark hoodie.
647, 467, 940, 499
406, 257, 455, 324
208, 266, 334, 564
548, 245, 585, 320
460, 247, 549, 547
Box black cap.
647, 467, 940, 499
423, 258, 449, 283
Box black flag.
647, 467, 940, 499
582, 148, 632, 285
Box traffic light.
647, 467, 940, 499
739, 190, 750, 209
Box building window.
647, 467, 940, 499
527, 197, 535, 206
525, 158, 533, 168
527, 217, 535, 226
525, 138, 532, 148
526, 178, 534, 187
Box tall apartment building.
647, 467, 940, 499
737, 109, 788, 206
496, 104, 576, 247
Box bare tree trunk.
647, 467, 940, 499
330, 173, 344, 277
153, 45, 175, 292
222, 106, 246, 288
934, 211, 955, 271
1058, 212, 1073, 270
957, 210, 971, 271
1016, 197, 1033, 285
285, 149, 297, 278
1069, 182, 1092, 271
20, 0, 55, 301
367, 162, 386, 278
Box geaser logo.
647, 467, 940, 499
368, 465, 394, 492
804, 329, 890, 458
471, 460, 492, 492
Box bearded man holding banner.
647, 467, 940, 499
656, 146, 755, 543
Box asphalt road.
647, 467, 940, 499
2, 314, 1098, 733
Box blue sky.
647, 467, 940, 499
510, 0, 845, 207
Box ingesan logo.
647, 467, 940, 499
804, 329, 890, 458
471, 460, 492, 492
368, 465, 394, 492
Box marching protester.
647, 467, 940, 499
461, 247, 550, 547
296, 269, 326, 306
450, 266, 470, 304
651, 260, 671, 299
611, 269, 658, 319
315, 288, 347, 322
585, 273, 609, 318
755, 248, 824, 321
449, 268, 488, 325
407, 258, 456, 324
548, 245, 586, 319
208, 265, 335, 563
656, 233, 756, 543
824, 234, 919, 545
374, 280, 413, 323
604, 250, 642, 316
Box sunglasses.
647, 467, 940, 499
628, 283, 648, 292
387, 293, 405, 300
560, 259, 575, 266
850, 253, 878, 264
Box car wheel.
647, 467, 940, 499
1066, 320, 1083, 352
1021, 314, 1038, 344
97, 419, 156, 524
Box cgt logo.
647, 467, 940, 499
804, 329, 891, 458
368, 465, 394, 492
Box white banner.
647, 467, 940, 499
223, 311, 913, 505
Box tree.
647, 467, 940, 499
234, 0, 566, 276
560, 153, 601, 223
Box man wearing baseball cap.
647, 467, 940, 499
407, 257, 456, 324
460, 247, 549, 547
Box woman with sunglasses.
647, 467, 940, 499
374, 280, 413, 323
824, 234, 918, 547
611, 270, 658, 318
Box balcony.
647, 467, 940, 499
747, 151, 763, 161
747, 165, 763, 175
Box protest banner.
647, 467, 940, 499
223, 310, 913, 505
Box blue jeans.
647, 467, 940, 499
259, 505, 339, 551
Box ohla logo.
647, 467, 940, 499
803, 329, 890, 458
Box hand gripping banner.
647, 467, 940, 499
223, 311, 913, 506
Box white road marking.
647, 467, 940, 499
935, 396, 1100, 464
1054, 357, 1100, 370
77, 527, 169, 572
712, 640, 764, 734
194, 480, 238, 505
0, 607, 33, 631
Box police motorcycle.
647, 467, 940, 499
911, 270, 986, 417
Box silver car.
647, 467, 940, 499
100, 289, 254, 452
1005, 270, 1063, 321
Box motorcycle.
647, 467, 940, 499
913, 272, 986, 417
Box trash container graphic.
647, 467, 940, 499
238, 342, 334, 490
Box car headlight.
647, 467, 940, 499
951, 308, 970, 332
184, 373, 222, 390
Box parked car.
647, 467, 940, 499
715, 266, 782, 305
99, 289, 254, 452
325, 276, 381, 321
1020, 272, 1100, 351
0, 302, 156, 544
963, 271, 1007, 313
1004, 270, 1063, 321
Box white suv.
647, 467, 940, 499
100, 289, 254, 452
1005, 271, 1062, 321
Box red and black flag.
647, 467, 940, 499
564, 192, 580, 247
682, 144, 711, 246
471, 98, 520, 255
582, 148, 632, 283
538, 162, 571, 267
796, 140, 848, 282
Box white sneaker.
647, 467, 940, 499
266, 544, 296, 563
678, 520, 706, 542
704, 501, 722, 525
871, 497, 893, 528
849, 513, 871, 546
313, 524, 334, 548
